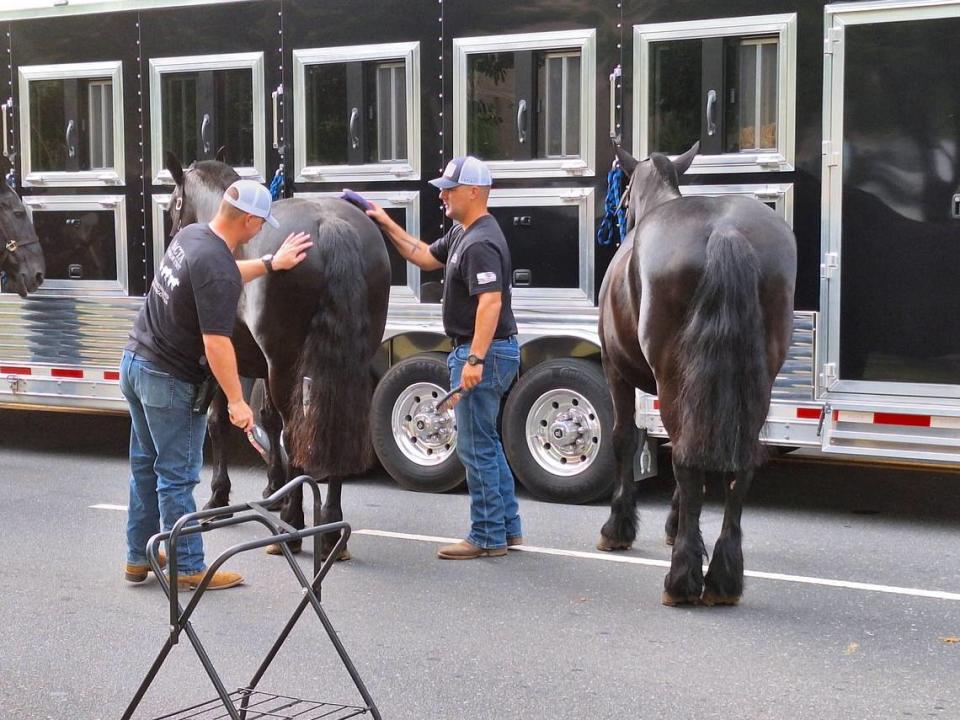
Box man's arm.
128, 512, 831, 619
202, 333, 253, 431
236, 231, 313, 283
366, 202, 444, 271
460, 291, 502, 391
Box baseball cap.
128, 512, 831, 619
429, 156, 492, 190
223, 179, 280, 228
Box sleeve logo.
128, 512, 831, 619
476, 271, 497, 284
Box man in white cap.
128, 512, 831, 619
366, 156, 522, 560
121, 179, 311, 590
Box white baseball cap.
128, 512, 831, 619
429, 156, 492, 189
223, 179, 280, 228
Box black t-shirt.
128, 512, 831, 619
428, 214, 517, 341
127, 223, 242, 384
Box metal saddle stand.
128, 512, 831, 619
121, 475, 382, 720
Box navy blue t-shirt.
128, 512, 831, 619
127, 223, 242, 383
428, 215, 517, 341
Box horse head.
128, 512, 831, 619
0, 155, 45, 297
616, 142, 699, 229
165, 151, 239, 233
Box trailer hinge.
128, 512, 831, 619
7, 374, 26, 394
821, 141, 840, 167
820, 251, 839, 279
824, 27, 843, 55
816, 401, 832, 437
819, 363, 837, 390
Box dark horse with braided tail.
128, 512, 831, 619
596, 143, 796, 606
166, 153, 389, 559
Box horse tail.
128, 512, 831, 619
288, 216, 374, 476
673, 226, 769, 472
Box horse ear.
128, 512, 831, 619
165, 151, 185, 186
614, 144, 639, 176
672, 141, 700, 177
215, 146, 227, 163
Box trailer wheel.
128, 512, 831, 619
371, 353, 465, 493
502, 358, 615, 504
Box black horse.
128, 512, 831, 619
596, 143, 796, 606
166, 153, 390, 559
0, 156, 45, 296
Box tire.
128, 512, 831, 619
502, 358, 616, 504
370, 353, 465, 493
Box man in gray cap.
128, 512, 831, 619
121, 179, 311, 590
366, 156, 522, 559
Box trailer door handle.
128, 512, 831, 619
65, 119, 77, 158
200, 113, 212, 154
952, 192, 960, 219
513, 269, 531, 286
705, 89, 717, 137
1, 98, 9, 158
608, 65, 621, 140
349, 107, 360, 150
517, 98, 528, 145
271, 86, 281, 150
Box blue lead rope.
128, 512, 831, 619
596, 163, 628, 247
269, 164, 285, 200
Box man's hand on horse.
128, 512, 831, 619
273, 231, 313, 270
364, 201, 391, 228
227, 398, 255, 432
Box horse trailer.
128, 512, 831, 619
1, 0, 959, 503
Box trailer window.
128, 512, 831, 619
293, 42, 420, 183
18, 61, 124, 186
454, 29, 596, 179
149, 52, 265, 185
678, 183, 793, 228
636, 14, 796, 174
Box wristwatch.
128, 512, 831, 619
467, 354, 485, 366
261, 253, 275, 273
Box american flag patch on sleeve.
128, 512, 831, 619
476, 271, 497, 284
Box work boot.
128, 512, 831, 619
507, 536, 524, 548
124, 551, 167, 583
437, 540, 507, 560
176, 569, 245, 591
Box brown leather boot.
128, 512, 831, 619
176, 569, 244, 591
507, 536, 524, 548
437, 540, 507, 560
124, 551, 167, 583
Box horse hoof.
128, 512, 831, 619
260, 496, 284, 512
701, 591, 740, 607
322, 547, 351, 562
665, 535, 675, 546
596, 536, 632, 552
266, 540, 303, 556
199, 507, 233, 525
660, 591, 701, 607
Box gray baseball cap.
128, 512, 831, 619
429, 156, 493, 190
223, 179, 280, 228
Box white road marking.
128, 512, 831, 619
88, 506, 960, 602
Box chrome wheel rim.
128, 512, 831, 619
524, 388, 601, 476
391, 382, 458, 466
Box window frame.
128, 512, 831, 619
149, 51, 266, 185
634, 14, 797, 174
18, 60, 125, 187
453, 29, 597, 179
678, 183, 794, 228
292, 42, 421, 183
486, 187, 595, 308
22, 193, 129, 294
151, 194, 171, 281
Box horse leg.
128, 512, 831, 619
258, 380, 287, 510
662, 462, 706, 606
597, 372, 642, 551
702, 468, 754, 606
664, 483, 679, 546
317, 476, 350, 561
201, 389, 233, 517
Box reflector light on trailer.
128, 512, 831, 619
795, 407, 821, 419
52, 368, 84, 379
104, 371, 120, 380
1, 366, 32, 375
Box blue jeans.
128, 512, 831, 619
120, 350, 206, 574
448, 337, 521, 549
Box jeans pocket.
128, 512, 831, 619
492, 352, 519, 392
139, 364, 178, 409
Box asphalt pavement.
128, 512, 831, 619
1, 409, 959, 720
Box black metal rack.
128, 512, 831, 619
121, 475, 382, 720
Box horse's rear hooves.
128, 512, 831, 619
701, 592, 741, 607
660, 591, 702, 607
596, 536, 632, 552
266, 540, 303, 556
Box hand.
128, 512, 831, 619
365, 201, 391, 227
227, 399, 254, 432
272, 231, 312, 271
461, 362, 483, 391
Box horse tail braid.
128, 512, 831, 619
288, 217, 374, 476
673, 226, 769, 472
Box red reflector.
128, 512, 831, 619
796, 407, 821, 420
653, 400, 660, 410
832, 410, 839, 421
104, 371, 120, 380
1, 366, 31, 375
873, 412, 930, 427
52, 368, 84, 379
